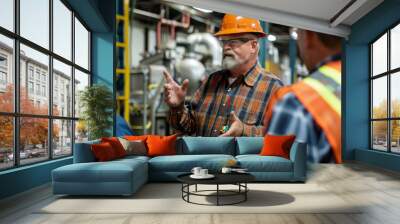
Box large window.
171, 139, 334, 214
0, 0, 91, 171
371, 23, 400, 154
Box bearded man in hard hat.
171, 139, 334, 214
263, 30, 342, 163
164, 14, 282, 137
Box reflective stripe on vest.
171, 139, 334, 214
311, 70, 341, 99
318, 65, 341, 85
303, 78, 341, 116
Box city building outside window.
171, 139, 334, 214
41, 73, 46, 83
0, 71, 7, 86
28, 81, 34, 94
36, 83, 40, 95
54, 89, 58, 103
0, 54, 7, 88
28, 68, 34, 80
0, 54, 7, 67
35, 70, 40, 81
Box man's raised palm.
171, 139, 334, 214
163, 70, 189, 108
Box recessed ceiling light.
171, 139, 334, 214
290, 28, 298, 40
267, 34, 276, 42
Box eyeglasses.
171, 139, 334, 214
219, 38, 256, 46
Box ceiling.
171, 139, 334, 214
133, 0, 295, 55
134, 0, 290, 36
229, 0, 352, 22
166, 0, 384, 37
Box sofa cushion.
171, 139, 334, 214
124, 135, 152, 151
177, 137, 235, 155
147, 135, 177, 157
118, 138, 147, 156
260, 135, 296, 159
115, 155, 150, 164
236, 137, 263, 155
52, 158, 147, 183
91, 142, 118, 162
101, 137, 127, 158
236, 155, 293, 172
73, 140, 100, 163
148, 154, 235, 172
124, 135, 149, 141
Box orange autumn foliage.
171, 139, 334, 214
0, 85, 59, 149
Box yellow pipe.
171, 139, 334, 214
116, 68, 125, 74
123, 0, 130, 124
116, 15, 125, 21
116, 42, 127, 48
115, 0, 131, 124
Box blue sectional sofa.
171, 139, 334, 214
52, 137, 306, 196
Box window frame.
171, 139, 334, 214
370, 20, 400, 154
0, 0, 92, 171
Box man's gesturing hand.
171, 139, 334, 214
219, 111, 245, 137
163, 70, 189, 108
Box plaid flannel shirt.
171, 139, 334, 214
168, 63, 282, 136
266, 56, 341, 163
266, 93, 333, 163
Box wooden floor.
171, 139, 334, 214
1, 162, 400, 224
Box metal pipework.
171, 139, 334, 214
187, 33, 222, 68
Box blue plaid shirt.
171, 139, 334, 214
266, 55, 341, 163
266, 93, 333, 163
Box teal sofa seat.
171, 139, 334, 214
177, 137, 235, 155
148, 154, 235, 181
236, 155, 293, 172
235, 138, 307, 182
52, 150, 148, 196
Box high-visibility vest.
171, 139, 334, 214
264, 61, 342, 163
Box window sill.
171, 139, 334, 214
355, 148, 400, 172
0, 156, 72, 175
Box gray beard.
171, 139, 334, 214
222, 56, 240, 70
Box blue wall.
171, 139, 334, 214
92, 32, 116, 135
0, 158, 72, 199
345, 0, 400, 170
0, 0, 115, 200
66, 0, 112, 32
258, 21, 269, 68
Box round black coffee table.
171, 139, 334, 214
177, 173, 255, 206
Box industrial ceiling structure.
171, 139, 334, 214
167, 0, 384, 37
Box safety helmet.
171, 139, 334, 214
214, 14, 266, 38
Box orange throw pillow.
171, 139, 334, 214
260, 135, 296, 159
146, 135, 177, 157
101, 137, 126, 158
124, 135, 149, 141
91, 142, 117, 161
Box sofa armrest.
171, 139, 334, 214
73, 140, 99, 163
289, 142, 307, 182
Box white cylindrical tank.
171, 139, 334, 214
175, 57, 206, 97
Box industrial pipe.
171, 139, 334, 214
157, 13, 191, 50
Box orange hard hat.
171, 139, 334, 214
215, 14, 266, 38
